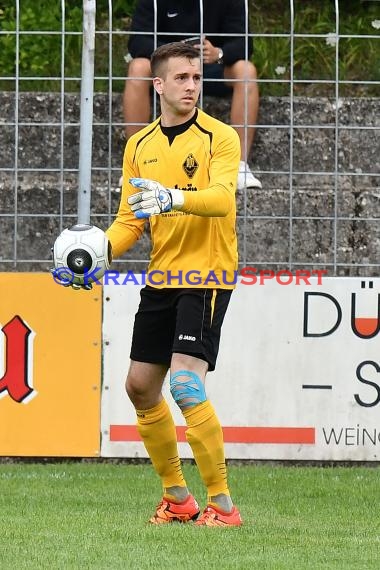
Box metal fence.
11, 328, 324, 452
0, 0, 379, 275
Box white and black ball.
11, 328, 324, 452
53, 224, 112, 286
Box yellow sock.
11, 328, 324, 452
183, 400, 230, 497
137, 399, 186, 490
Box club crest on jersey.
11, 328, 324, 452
182, 153, 199, 178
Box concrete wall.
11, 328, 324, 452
0, 93, 379, 275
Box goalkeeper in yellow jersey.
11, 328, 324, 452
106, 42, 242, 527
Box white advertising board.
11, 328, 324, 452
101, 276, 380, 460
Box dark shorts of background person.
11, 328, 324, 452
203, 63, 232, 97
130, 286, 232, 371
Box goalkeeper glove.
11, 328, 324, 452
50, 267, 93, 290
128, 177, 184, 219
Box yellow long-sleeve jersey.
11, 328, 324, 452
106, 108, 240, 289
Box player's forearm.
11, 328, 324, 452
178, 185, 235, 217
105, 221, 143, 259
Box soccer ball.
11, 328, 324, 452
52, 224, 112, 286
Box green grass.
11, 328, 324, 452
0, 462, 379, 569
253, 0, 380, 96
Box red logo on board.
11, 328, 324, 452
0, 315, 35, 403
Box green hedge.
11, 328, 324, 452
0, 0, 378, 95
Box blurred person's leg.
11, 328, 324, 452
123, 57, 152, 139
224, 60, 261, 189
224, 60, 259, 162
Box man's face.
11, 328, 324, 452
154, 56, 202, 118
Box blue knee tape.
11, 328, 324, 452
170, 370, 207, 409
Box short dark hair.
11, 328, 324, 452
150, 42, 200, 77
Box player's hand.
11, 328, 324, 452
128, 178, 173, 219
50, 267, 93, 290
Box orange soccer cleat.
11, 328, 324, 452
195, 504, 243, 527
149, 494, 200, 525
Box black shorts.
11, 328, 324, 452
203, 63, 232, 97
130, 286, 232, 371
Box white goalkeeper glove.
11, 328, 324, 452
128, 177, 184, 219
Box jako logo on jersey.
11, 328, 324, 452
143, 158, 158, 165
178, 334, 196, 341
0, 315, 36, 403
182, 153, 199, 178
